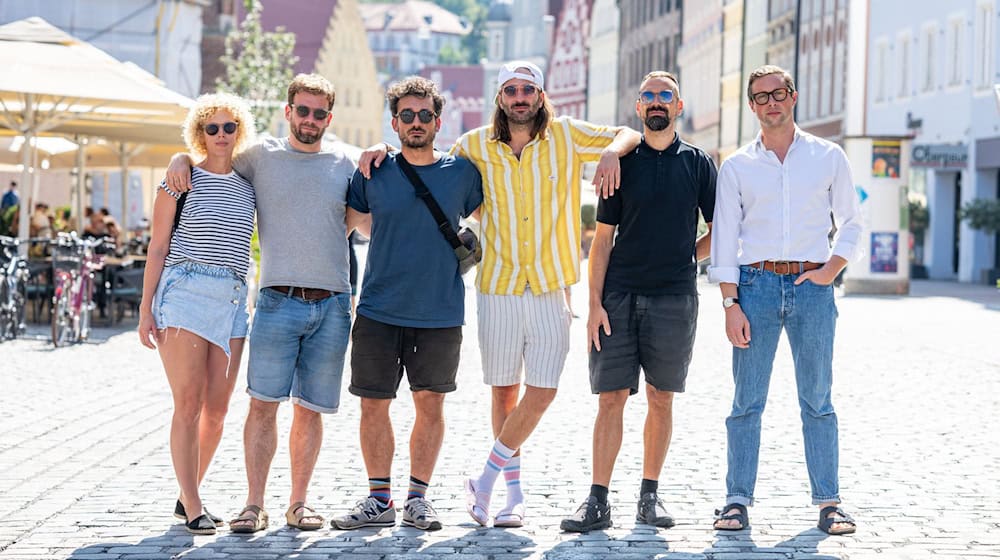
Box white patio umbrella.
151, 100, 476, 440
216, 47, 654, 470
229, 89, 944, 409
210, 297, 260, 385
0, 17, 191, 246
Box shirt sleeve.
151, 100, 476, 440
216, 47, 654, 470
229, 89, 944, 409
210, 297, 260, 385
707, 159, 742, 284
595, 187, 622, 226
232, 142, 259, 183
566, 117, 620, 163
464, 165, 484, 217
829, 146, 863, 261
346, 168, 370, 213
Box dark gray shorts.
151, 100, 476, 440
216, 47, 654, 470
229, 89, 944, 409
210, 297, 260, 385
349, 314, 462, 399
588, 291, 698, 395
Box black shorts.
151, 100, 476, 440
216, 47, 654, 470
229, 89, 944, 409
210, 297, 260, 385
588, 291, 698, 395
349, 314, 462, 399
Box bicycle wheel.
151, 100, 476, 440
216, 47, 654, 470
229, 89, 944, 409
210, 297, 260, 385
79, 274, 92, 341
51, 281, 73, 347
0, 275, 9, 341
13, 275, 26, 337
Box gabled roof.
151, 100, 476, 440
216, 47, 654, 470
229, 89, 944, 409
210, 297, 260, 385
420, 64, 483, 99
360, 1, 470, 35
259, 0, 338, 74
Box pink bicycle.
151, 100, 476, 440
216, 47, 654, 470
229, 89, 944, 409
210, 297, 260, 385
49, 233, 109, 347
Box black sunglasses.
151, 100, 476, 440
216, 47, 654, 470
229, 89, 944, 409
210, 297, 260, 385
290, 104, 330, 120
638, 90, 674, 104
205, 122, 238, 136
502, 84, 538, 97
751, 88, 792, 105
396, 109, 436, 124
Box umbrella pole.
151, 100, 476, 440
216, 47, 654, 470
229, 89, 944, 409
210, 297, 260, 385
75, 136, 86, 235
16, 94, 34, 255
119, 142, 129, 238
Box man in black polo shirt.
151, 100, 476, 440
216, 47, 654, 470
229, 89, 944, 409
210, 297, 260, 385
561, 71, 716, 533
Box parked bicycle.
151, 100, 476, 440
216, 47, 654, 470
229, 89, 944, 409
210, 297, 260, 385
49, 233, 110, 347
0, 236, 29, 341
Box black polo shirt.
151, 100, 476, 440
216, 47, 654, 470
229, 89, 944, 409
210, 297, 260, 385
597, 134, 717, 295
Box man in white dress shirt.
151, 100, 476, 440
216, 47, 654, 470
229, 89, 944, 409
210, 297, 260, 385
708, 65, 860, 536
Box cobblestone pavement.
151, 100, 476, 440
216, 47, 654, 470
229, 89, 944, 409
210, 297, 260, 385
1, 266, 998, 559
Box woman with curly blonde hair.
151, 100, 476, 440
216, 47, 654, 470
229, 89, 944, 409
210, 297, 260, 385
137, 92, 257, 535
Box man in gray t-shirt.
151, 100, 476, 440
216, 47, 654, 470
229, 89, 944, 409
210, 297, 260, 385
167, 74, 363, 533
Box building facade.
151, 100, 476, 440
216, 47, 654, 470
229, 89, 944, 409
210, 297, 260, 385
260, 0, 381, 148
585, 0, 619, 125
420, 64, 485, 149
481, 0, 555, 122
360, 1, 470, 81
0, 0, 207, 98
677, 0, 722, 158
616, 0, 683, 129
795, 0, 850, 141
866, 0, 1000, 284
200, 0, 237, 94
547, 0, 592, 120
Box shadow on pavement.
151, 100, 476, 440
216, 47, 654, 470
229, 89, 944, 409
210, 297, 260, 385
706, 527, 838, 560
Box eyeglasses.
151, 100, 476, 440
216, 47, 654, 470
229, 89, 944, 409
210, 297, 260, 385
204, 122, 238, 136
638, 90, 674, 104
751, 88, 792, 105
396, 109, 437, 124
290, 104, 330, 120
502, 84, 538, 97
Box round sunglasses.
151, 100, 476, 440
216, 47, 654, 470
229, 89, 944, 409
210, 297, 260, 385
204, 122, 238, 136
290, 104, 330, 120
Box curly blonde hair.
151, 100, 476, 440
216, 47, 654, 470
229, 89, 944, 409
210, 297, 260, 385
181, 93, 257, 159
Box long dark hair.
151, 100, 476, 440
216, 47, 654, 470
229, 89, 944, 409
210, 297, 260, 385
489, 93, 555, 143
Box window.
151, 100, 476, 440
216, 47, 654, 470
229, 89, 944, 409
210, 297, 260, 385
897, 32, 911, 98
874, 39, 888, 102
947, 17, 964, 86
975, 2, 995, 90
922, 24, 937, 93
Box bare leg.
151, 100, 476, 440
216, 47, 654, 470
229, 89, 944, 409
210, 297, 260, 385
288, 404, 322, 505
592, 390, 629, 486
495, 385, 558, 451
194, 338, 243, 485
410, 391, 446, 483
243, 398, 279, 509
642, 385, 675, 480
359, 397, 394, 479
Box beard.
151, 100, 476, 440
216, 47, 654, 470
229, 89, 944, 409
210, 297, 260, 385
502, 98, 542, 126
291, 122, 323, 144
644, 109, 671, 131
400, 127, 435, 149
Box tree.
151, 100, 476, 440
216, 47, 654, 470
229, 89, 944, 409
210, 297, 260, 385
216, 0, 299, 133
960, 198, 1000, 233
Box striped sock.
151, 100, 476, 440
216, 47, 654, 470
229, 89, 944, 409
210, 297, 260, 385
368, 477, 392, 506
503, 455, 524, 505
477, 439, 516, 495
407, 476, 429, 501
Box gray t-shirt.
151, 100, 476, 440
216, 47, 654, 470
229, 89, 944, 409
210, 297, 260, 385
234, 136, 354, 293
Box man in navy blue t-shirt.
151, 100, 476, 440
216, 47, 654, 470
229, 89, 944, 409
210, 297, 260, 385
332, 77, 483, 532
561, 71, 716, 533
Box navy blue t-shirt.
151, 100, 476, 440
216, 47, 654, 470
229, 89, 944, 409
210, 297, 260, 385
597, 135, 717, 295
348, 152, 483, 328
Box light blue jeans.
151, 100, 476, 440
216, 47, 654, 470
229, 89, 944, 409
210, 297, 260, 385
725, 265, 841, 506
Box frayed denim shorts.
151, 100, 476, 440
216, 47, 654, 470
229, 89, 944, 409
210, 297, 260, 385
152, 260, 249, 357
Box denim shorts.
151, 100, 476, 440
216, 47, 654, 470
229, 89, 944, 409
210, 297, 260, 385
247, 287, 352, 414
589, 291, 698, 394
152, 261, 249, 357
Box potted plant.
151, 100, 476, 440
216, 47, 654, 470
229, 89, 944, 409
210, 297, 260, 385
959, 198, 1000, 285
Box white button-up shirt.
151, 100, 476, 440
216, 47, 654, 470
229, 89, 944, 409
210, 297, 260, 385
708, 128, 862, 285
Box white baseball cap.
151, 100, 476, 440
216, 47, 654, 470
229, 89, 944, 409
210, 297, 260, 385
496, 60, 544, 90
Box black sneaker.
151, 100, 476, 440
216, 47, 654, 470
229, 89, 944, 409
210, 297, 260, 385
636, 492, 675, 528
560, 496, 612, 533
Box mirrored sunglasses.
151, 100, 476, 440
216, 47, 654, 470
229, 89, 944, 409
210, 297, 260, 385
639, 90, 674, 104
396, 109, 436, 124
502, 84, 538, 97
205, 122, 238, 136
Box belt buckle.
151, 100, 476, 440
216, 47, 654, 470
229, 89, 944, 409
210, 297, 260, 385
773, 260, 793, 275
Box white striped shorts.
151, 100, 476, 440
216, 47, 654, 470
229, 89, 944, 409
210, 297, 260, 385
477, 289, 572, 389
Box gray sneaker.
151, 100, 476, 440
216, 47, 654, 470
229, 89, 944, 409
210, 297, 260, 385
402, 497, 442, 531
331, 496, 395, 529
636, 492, 675, 528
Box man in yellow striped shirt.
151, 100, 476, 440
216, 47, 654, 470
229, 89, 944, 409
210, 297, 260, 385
361, 61, 640, 527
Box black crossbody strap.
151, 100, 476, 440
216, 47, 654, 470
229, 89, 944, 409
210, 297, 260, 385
395, 154, 463, 250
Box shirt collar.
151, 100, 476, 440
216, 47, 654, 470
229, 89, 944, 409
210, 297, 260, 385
637, 132, 681, 155
752, 126, 805, 154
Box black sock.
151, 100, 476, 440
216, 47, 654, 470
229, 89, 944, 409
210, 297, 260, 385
590, 484, 609, 505
640, 478, 658, 496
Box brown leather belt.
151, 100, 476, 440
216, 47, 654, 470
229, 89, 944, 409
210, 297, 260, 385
269, 285, 337, 301
748, 261, 823, 275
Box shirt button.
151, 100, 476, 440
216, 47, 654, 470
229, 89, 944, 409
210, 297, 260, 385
523, 242, 528, 247
523, 217, 529, 221
231, 299, 238, 305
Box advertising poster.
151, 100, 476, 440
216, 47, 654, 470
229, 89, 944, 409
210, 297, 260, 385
870, 231, 899, 273
872, 140, 901, 178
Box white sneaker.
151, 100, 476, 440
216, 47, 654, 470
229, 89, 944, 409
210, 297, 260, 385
330, 496, 395, 530
402, 497, 442, 531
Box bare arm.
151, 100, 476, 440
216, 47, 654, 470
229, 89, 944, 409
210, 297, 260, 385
165, 153, 194, 193
587, 222, 616, 351
346, 207, 372, 238
593, 127, 642, 198
137, 188, 178, 349
357, 142, 396, 179
695, 222, 712, 262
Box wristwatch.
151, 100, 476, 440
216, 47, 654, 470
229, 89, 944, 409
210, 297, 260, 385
723, 297, 740, 309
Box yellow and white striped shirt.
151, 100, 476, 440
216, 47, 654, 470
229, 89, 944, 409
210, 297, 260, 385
454, 116, 619, 295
